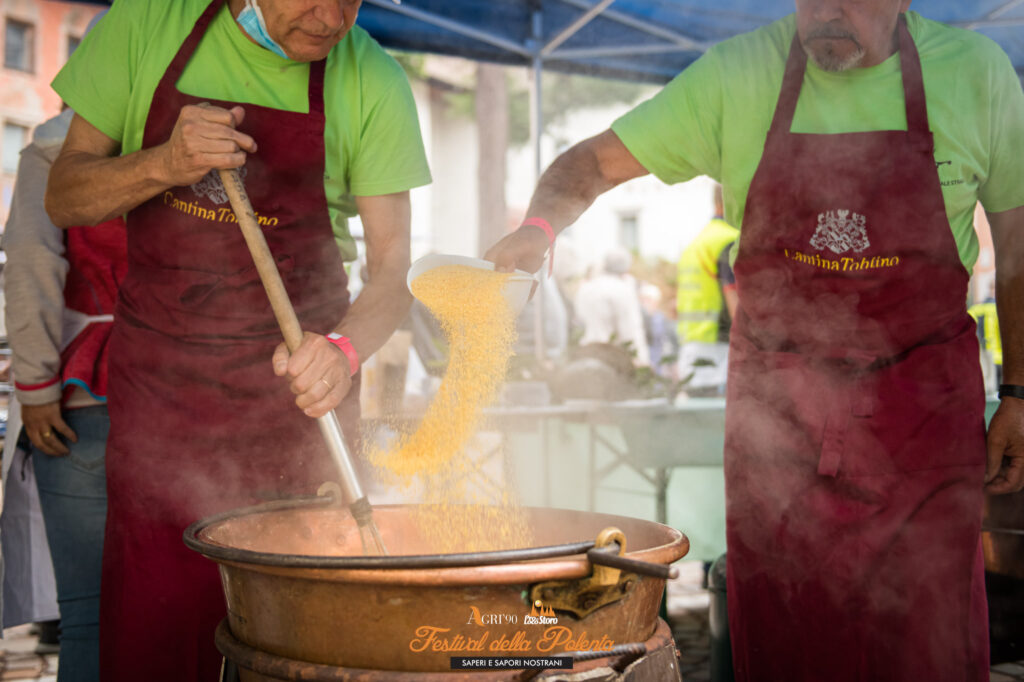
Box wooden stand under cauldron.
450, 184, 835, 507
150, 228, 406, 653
983, 490, 1024, 664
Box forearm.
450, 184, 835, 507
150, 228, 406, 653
5, 143, 67, 402
524, 130, 641, 233
984, 205, 1024, 493
524, 148, 612, 233
336, 274, 413, 363
46, 146, 171, 227
988, 206, 1024, 384
995, 267, 1024, 384
338, 192, 414, 362
6, 248, 65, 403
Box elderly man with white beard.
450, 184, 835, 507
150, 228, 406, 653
487, 1, 1024, 680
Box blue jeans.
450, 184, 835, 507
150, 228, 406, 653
32, 405, 108, 682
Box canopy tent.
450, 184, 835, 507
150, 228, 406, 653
65, 1, 1024, 82
357, 0, 1024, 84
356, 0, 1024, 183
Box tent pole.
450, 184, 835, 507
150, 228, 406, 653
532, 56, 543, 184
530, 14, 547, 365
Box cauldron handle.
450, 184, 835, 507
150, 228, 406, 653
587, 542, 679, 579
586, 527, 679, 580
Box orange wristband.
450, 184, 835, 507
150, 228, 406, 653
520, 217, 555, 277
326, 333, 359, 376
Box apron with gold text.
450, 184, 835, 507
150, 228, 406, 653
724, 17, 988, 682
101, 2, 357, 678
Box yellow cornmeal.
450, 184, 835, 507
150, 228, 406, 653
372, 264, 532, 553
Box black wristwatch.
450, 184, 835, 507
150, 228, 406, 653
998, 384, 1024, 400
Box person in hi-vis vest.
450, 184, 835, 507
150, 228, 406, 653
969, 285, 1002, 388
676, 184, 738, 396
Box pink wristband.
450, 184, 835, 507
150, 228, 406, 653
520, 217, 555, 277
326, 333, 360, 376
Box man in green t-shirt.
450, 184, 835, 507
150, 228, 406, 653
487, 1, 1024, 680
44, 1, 429, 680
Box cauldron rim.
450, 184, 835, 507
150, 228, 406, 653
183, 496, 689, 582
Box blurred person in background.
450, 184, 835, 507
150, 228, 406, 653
514, 275, 569, 366
969, 282, 1002, 389
1, 11, 114, 679
487, 1, 1024, 680
639, 282, 678, 378
573, 248, 650, 366
0, 245, 60, 660
3, 103, 125, 681
44, 1, 430, 680
676, 183, 738, 396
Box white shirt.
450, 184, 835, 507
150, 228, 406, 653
573, 273, 650, 366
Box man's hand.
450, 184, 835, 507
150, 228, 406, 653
272, 332, 353, 418
484, 226, 551, 275
21, 402, 78, 457
160, 104, 257, 187
985, 398, 1024, 494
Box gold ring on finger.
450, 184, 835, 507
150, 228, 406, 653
42, 430, 52, 438
319, 378, 332, 390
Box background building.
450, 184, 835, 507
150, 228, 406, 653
1, 0, 101, 224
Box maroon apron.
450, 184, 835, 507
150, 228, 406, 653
101, 1, 357, 678
59, 217, 127, 402
724, 17, 988, 682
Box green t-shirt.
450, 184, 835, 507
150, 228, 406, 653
52, 0, 432, 261
612, 11, 1024, 270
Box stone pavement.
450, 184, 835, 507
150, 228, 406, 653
666, 561, 713, 682
0, 625, 57, 681
0, 561, 1020, 681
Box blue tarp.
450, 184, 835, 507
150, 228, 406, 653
66, 1, 1024, 82
357, 0, 1024, 83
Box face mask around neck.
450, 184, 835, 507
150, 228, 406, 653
236, 0, 289, 59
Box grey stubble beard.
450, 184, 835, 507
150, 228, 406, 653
802, 26, 866, 72
808, 42, 866, 72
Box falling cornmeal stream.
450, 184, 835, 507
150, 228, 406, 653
215, 167, 387, 556
375, 256, 538, 554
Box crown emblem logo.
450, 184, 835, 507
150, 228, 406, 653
191, 167, 247, 205
809, 209, 870, 255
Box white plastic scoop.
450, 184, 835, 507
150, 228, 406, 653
407, 254, 537, 315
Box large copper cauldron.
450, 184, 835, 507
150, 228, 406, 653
184, 496, 688, 675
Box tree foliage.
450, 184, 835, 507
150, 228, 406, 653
507, 71, 652, 147
390, 51, 652, 148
